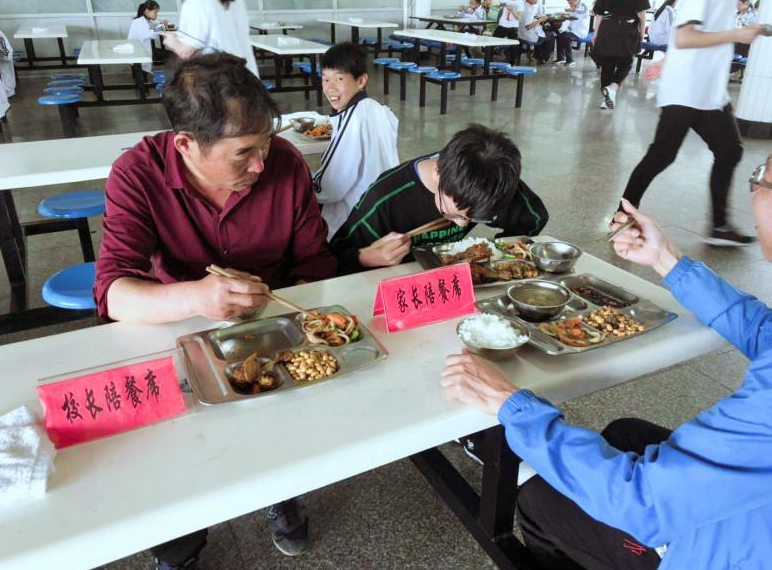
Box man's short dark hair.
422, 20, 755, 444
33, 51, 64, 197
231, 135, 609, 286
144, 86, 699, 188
163, 52, 281, 150
438, 124, 522, 220
320, 42, 368, 78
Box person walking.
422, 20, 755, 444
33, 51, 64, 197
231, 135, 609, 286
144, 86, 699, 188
620, 0, 763, 246
591, 0, 649, 109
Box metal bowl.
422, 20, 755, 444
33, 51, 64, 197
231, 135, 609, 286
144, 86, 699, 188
529, 241, 582, 273
290, 117, 316, 133
507, 279, 572, 322
456, 314, 530, 361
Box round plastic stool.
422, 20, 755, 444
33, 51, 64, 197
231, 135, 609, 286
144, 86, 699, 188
44, 86, 84, 96
42, 262, 96, 310
408, 66, 438, 74
38, 93, 81, 105
38, 191, 105, 219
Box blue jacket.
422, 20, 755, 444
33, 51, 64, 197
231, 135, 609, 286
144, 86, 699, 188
498, 257, 772, 569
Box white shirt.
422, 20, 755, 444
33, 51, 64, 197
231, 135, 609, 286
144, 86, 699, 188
313, 95, 399, 240
0, 28, 14, 110
657, 0, 734, 110
519, 2, 545, 42
127, 16, 160, 73
568, 1, 590, 39
648, 5, 674, 45
499, 0, 523, 28
177, 0, 258, 76
735, 7, 757, 28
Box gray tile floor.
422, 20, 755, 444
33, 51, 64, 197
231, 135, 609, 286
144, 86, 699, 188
1, 53, 768, 569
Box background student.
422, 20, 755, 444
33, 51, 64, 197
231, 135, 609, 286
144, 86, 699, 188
519, 0, 552, 64
732, 0, 758, 75
128, 1, 168, 75
591, 0, 649, 109
162, 0, 258, 76
555, 0, 591, 66
0, 27, 14, 121
620, 0, 762, 246
647, 0, 677, 47
493, 0, 523, 64
313, 42, 399, 240
329, 124, 548, 275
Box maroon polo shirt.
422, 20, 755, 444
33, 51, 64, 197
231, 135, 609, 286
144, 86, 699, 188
95, 131, 337, 319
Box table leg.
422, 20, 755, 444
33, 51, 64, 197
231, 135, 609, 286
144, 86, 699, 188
383, 66, 390, 96
23, 38, 36, 67
419, 74, 427, 108
440, 82, 448, 114
0, 191, 28, 313
411, 426, 541, 570
330, 23, 336, 44
483, 46, 492, 75
132, 63, 148, 101
453, 47, 462, 73
376, 28, 383, 55
89, 65, 104, 101
311, 56, 322, 107
516, 75, 524, 108
470, 66, 477, 96
399, 70, 407, 102
439, 43, 447, 68
412, 38, 420, 65
351, 26, 360, 46
274, 55, 283, 89
492, 75, 499, 102
56, 37, 68, 67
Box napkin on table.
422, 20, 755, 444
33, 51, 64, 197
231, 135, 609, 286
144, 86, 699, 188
348, 17, 364, 24
31, 27, 48, 33
276, 36, 301, 46
112, 43, 135, 54
0, 406, 56, 505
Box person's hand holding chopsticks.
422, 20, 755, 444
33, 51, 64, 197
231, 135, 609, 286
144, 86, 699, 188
196, 267, 270, 320
358, 233, 412, 268
610, 199, 682, 277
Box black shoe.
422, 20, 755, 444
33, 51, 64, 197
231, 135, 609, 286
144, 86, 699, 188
704, 225, 756, 247
155, 557, 198, 570
266, 499, 309, 556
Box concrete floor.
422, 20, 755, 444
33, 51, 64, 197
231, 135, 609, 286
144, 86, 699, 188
1, 52, 768, 569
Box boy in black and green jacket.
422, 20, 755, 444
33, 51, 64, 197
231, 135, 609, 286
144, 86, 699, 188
330, 124, 549, 275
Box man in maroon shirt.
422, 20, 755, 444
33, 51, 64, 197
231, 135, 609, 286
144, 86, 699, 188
95, 53, 334, 569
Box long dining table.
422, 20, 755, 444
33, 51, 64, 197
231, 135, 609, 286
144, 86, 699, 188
0, 239, 727, 570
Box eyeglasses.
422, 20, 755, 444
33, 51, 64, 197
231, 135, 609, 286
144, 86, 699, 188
437, 191, 497, 225
749, 163, 772, 192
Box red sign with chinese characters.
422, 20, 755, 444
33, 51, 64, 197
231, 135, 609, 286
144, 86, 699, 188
373, 264, 476, 332
37, 356, 186, 449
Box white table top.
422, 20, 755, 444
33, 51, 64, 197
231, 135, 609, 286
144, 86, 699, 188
249, 22, 304, 31
395, 28, 519, 47
0, 243, 726, 570
77, 39, 152, 65
317, 18, 399, 29
411, 15, 498, 26
249, 34, 330, 55
0, 129, 326, 191
13, 25, 68, 39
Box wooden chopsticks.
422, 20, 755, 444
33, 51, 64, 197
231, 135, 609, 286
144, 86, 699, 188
404, 217, 452, 239
205, 264, 313, 317
276, 123, 293, 134
606, 219, 635, 242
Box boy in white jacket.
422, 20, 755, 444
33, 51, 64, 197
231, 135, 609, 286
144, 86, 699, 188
314, 42, 399, 240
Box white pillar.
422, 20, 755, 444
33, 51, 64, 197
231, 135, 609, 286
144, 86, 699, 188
736, 4, 772, 139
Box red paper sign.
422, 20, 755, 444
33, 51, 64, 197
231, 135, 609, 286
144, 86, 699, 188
37, 356, 186, 449
373, 264, 476, 332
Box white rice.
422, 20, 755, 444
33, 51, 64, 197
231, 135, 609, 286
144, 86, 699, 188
441, 237, 503, 261
458, 314, 528, 349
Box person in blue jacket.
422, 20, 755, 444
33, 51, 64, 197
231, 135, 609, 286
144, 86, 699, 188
441, 152, 772, 570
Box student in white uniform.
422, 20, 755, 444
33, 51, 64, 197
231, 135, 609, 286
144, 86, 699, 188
0, 29, 14, 121
314, 42, 399, 240
620, 0, 763, 246
494, 0, 523, 63
555, 0, 590, 65
458, 0, 488, 33
519, 0, 551, 64
128, 1, 167, 75
647, 0, 676, 46
732, 0, 757, 71
163, 0, 258, 76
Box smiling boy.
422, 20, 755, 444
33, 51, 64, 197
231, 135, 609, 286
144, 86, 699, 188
313, 42, 399, 240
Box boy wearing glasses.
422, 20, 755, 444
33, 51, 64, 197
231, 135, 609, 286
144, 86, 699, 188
330, 124, 548, 275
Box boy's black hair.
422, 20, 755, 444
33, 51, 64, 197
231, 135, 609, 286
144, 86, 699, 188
163, 52, 280, 152
437, 124, 522, 220
320, 42, 368, 79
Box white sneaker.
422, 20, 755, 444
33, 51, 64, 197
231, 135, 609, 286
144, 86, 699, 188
600, 99, 608, 109
552, 59, 565, 64
563, 61, 576, 68
608, 87, 617, 107
601, 86, 614, 109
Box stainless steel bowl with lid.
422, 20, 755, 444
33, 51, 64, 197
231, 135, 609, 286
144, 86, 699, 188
529, 241, 582, 273
507, 279, 572, 321
290, 117, 316, 133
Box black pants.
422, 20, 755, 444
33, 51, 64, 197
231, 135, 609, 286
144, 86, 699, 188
596, 55, 632, 88
535, 32, 556, 64
556, 32, 580, 62
622, 104, 743, 228
493, 25, 519, 64
516, 418, 670, 570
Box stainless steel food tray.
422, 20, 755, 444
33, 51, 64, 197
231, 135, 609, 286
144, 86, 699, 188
475, 274, 677, 355
413, 236, 567, 289
176, 305, 388, 404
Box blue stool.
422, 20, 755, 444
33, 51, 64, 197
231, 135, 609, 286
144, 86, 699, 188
72, 48, 81, 58
152, 71, 166, 83
374, 57, 400, 66
261, 80, 275, 91
461, 57, 485, 67
38, 191, 105, 262
408, 66, 438, 74
572, 32, 593, 57
44, 86, 84, 96
51, 73, 85, 82
385, 62, 418, 101
47, 79, 85, 88
38, 94, 81, 137
293, 61, 311, 72
361, 36, 379, 45
42, 262, 96, 310
420, 71, 462, 115
504, 66, 536, 108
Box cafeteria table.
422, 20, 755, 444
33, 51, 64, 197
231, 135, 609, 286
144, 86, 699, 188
13, 26, 80, 70
76, 39, 155, 104
0, 240, 728, 570
248, 35, 329, 106
0, 129, 328, 332
249, 22, 303, 35
409, 15, 498, 32
317, 17, 399, 52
